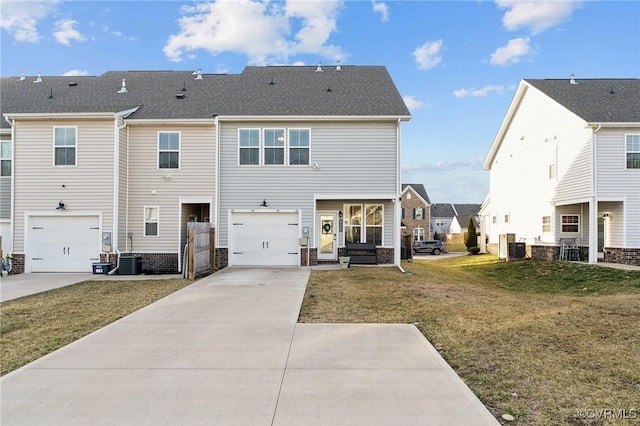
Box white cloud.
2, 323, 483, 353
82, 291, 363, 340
372, 1, 389, 22
413, 40, 443, 70
496, 0, 581, 34
0, 0, 56, 42
62, 69, 89, 77
454, 85, 506, 98
403, 157, 485, 173
163, 0, 344, 64
490, 37, 535, 66
103, 25, 135, 42
402, 95, 425, 110
53, 19, 86, 46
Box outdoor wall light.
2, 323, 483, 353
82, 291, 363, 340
56, 201, 65, 210
260, 199, 268, 207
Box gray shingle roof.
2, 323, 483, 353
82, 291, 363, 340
402, 183, 431, 204
525, 78, 640, 123
430, 203, 456, 218
1, 66, 410, 129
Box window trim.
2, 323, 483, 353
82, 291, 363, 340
238, 128, 261, 166
263, 128, 286, 166
542, 215, 551, 233
53, 126, 78, 166
288, 128, 310, 166
0, 140, 11, 177
157, 131, 181, 170
144, 206, 159, 237
625, 134, 640, 169
561, 214, 579, 233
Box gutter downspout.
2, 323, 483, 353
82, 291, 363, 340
8, 118, 16, 258
395, 118, 403, 270
214, 116, 220, 269
108, 116, 129, 275
588, 125, 602, 264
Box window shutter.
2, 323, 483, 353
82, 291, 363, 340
413, 209, 416, 219
402, 208, 405, 219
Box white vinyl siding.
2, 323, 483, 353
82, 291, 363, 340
53, 126, 77, 166
13, 120, 116, 253
218, 121, 398, 247
127, 125, 216, 252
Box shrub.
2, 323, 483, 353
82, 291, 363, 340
468, 247, 481, 255
465, 216, 477, 251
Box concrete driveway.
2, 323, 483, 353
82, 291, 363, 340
1, 267, 498, 425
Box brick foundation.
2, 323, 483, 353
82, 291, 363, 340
603, 247, 640, 266
215, 248, 228, 271
376, 248, 394, 264
6, 253, 25, 275
301, 248, 319, 266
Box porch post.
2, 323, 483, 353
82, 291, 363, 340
588, 198, 598, 264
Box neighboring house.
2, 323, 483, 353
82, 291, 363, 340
0, 65, 410, 274
400, 183, 431, 241
481, 78, 640, 265
430, 203, 481, 238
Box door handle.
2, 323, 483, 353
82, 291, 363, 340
63, 247, 66, 254
67, 247, 70, 255
266, 242, 269, 249
263, 242, 265, 249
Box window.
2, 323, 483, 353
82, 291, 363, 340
401, 208, 405, 220
158, 132, 180, 169
504, 214, 510, 224
626, 134, 640, 169
289, 129, 310, 165
144, 207, 159, 236
1, 141, 11, 177
542, 216, 551, 233
414, 208, 424, 220
264, 129, 285, 165
239, 129, 260, 165
344, 204, 384, 245
561, 215, 579, 233
413, 227, 425, 242
54, 127, 76, 166
492, 216, 497, 225
548, 164, 556, 179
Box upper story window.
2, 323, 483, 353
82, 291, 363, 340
561, 215, 579, 233
1, 141, 11, 177
239, 129, 260, 165
289, 129, 310, 165
238, 127, 310, 166
626, 134, 640, 169
158, 132, 180, 169
54, 126, 77, 166
264, 129, 285, 165
414, 208, 424, 220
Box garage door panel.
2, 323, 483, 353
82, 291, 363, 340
230, 212, 299, 266
28, 216, 100, 273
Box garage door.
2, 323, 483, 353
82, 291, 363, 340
230, 212, 299, 266
28, 215, 100, 272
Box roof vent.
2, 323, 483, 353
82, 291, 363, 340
176, 93, 185, 99
336, 61, 342, 71
569, 73, 578, 85
48, 88, 53, 99
68, 81, 78, 87
609, 87, 615, 94
33, 72, 42, 83
315, 62, 323, 72
181, 81, 187, 91
117, 78, 128, 94
269, 78, 275, 85
326, 87, 332, 92
18, 71, 26, 81
194, 68, 203, 80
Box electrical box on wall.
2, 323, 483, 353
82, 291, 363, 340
102, 231, 112, 252
302, 226, 310, 236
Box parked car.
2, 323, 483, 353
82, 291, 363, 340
413, 240, 445, 255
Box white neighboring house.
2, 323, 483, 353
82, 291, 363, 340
481, 78, 640, 265
430, 203, 481, 238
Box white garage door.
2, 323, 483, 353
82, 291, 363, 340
230, 212, 299, 266
28, 215, 100, 272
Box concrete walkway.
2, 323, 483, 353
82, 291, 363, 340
1, 267, 498, 425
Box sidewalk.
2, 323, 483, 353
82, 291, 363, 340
1, 267, 498, 425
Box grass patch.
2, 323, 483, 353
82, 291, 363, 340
299, 256, 640, 425
444, 242, 467, 252
0, 278, 193, 376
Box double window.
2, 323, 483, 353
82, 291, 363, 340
54, 127, 77, 166
344, 204, 384, 246
626, 134, 640, 169
561, 215, 579, 233
413, 227, 425, 242
238, 128, 310, 166
158, 132, 180, 169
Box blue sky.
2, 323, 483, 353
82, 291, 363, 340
1, 0, 639, 203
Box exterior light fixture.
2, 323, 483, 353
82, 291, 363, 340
56, 201, 66, 210
260, 200, 268, 207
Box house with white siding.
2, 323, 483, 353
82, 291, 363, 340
0, 65, 410, 274
481, 78, 640, 266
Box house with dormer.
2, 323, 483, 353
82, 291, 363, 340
0, 65, 410, 274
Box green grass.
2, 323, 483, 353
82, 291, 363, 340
299, 256, 640, 425
0, 278, 193, 376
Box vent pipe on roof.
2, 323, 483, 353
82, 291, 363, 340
336, 61, 342, 71
33, 72, 42, 83
18, 71, 26, 81
181, 81, 187, 91
48, 88, 53, 99
569, 73, 578, 85
194, 68, 203, 80
117, 78, 128, 94
315, 62, 323, 72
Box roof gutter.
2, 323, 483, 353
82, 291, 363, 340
125, 118, 216, 126
215, 115, 412, 122
3, 112, 119, 121
586, 122, 640, 128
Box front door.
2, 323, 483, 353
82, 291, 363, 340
317, 212, 337, 261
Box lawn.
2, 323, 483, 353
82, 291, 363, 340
0, 278, 193, 376
299, 256, 640, 425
